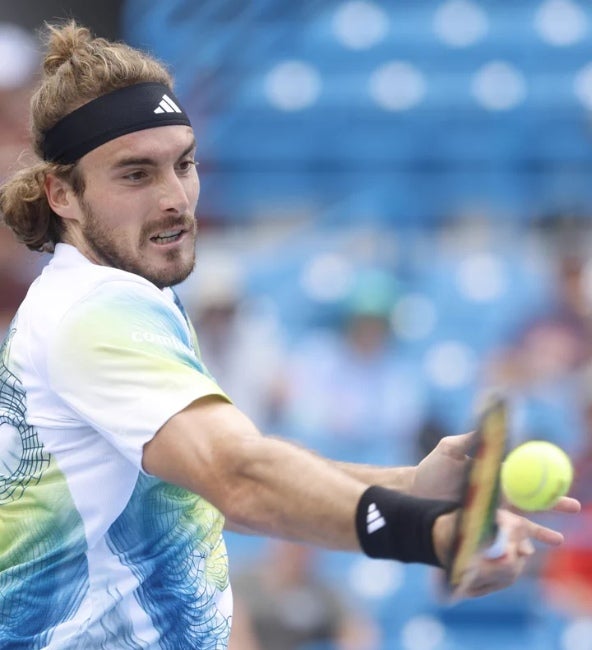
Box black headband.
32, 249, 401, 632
41, 82, 192, 164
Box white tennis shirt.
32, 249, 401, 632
0, 244, 232, 649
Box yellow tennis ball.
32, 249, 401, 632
501, 440, 573, 511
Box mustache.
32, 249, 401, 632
142, 214, 197, 238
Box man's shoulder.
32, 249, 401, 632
18, 246, 175, 354
32, 245, 164, 313
47, 243, 157, 292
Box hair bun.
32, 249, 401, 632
42, 21, 92, 76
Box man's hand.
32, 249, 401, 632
412, 433, 581, 512
433, 506, 578, 600
412, 432, 475, 500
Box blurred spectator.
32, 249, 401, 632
484, 252, 592, 454
229, 539, 379, 650
277, 268, 429, 466
0, 23, 38, 179
540, 386, 592, 616
0, 23, 42, 335
181, 251, 285, 431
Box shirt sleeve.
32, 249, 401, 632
47, 279, 229, 469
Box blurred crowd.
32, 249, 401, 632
0, 23, 45, 335
180, 211, 592, 650
3, 7, 592, 650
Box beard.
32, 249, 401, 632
78, 197, 197, 289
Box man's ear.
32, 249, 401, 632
44, 173, 81, 222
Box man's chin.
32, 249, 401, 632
150, 258, 195, 289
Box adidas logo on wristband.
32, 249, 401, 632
366, 502, 386, 534
357, 485, 457, 565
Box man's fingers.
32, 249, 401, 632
497, 508, 565, 549
442, 431, 476, 460
451, 506, 573, 602
501, 495, 581, 514
551, 496, 581, 514
528, 522, 564, 547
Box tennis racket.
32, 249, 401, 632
445, 395, 509, 591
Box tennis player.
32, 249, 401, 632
0, 21, 579, 649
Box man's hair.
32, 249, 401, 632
0, 21, 174, 253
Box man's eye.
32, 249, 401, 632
124, 171, 148, 181
178, 160, 196, 172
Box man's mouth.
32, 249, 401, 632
150, 229, 185, 244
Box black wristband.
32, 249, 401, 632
355, 485, 458, 567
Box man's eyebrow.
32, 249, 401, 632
112, 139, 197, 169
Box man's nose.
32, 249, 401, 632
158, 171, 190, 214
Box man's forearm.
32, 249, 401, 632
332, 461, 417, 493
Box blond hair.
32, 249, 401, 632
0, 21, 174, 252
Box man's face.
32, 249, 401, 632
72, 125, 199, 288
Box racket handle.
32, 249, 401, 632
482, 528, 508, 559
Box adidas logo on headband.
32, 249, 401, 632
154, 94, 182, 114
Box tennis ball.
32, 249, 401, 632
501, 440, 573, 511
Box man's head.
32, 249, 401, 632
0, 21, 200, 288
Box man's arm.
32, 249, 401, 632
143, 395, 367, 551
333, 433, 582, 512
331, 431, 476, 499
142, 394, 571, 579
331, 461, 416, 493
